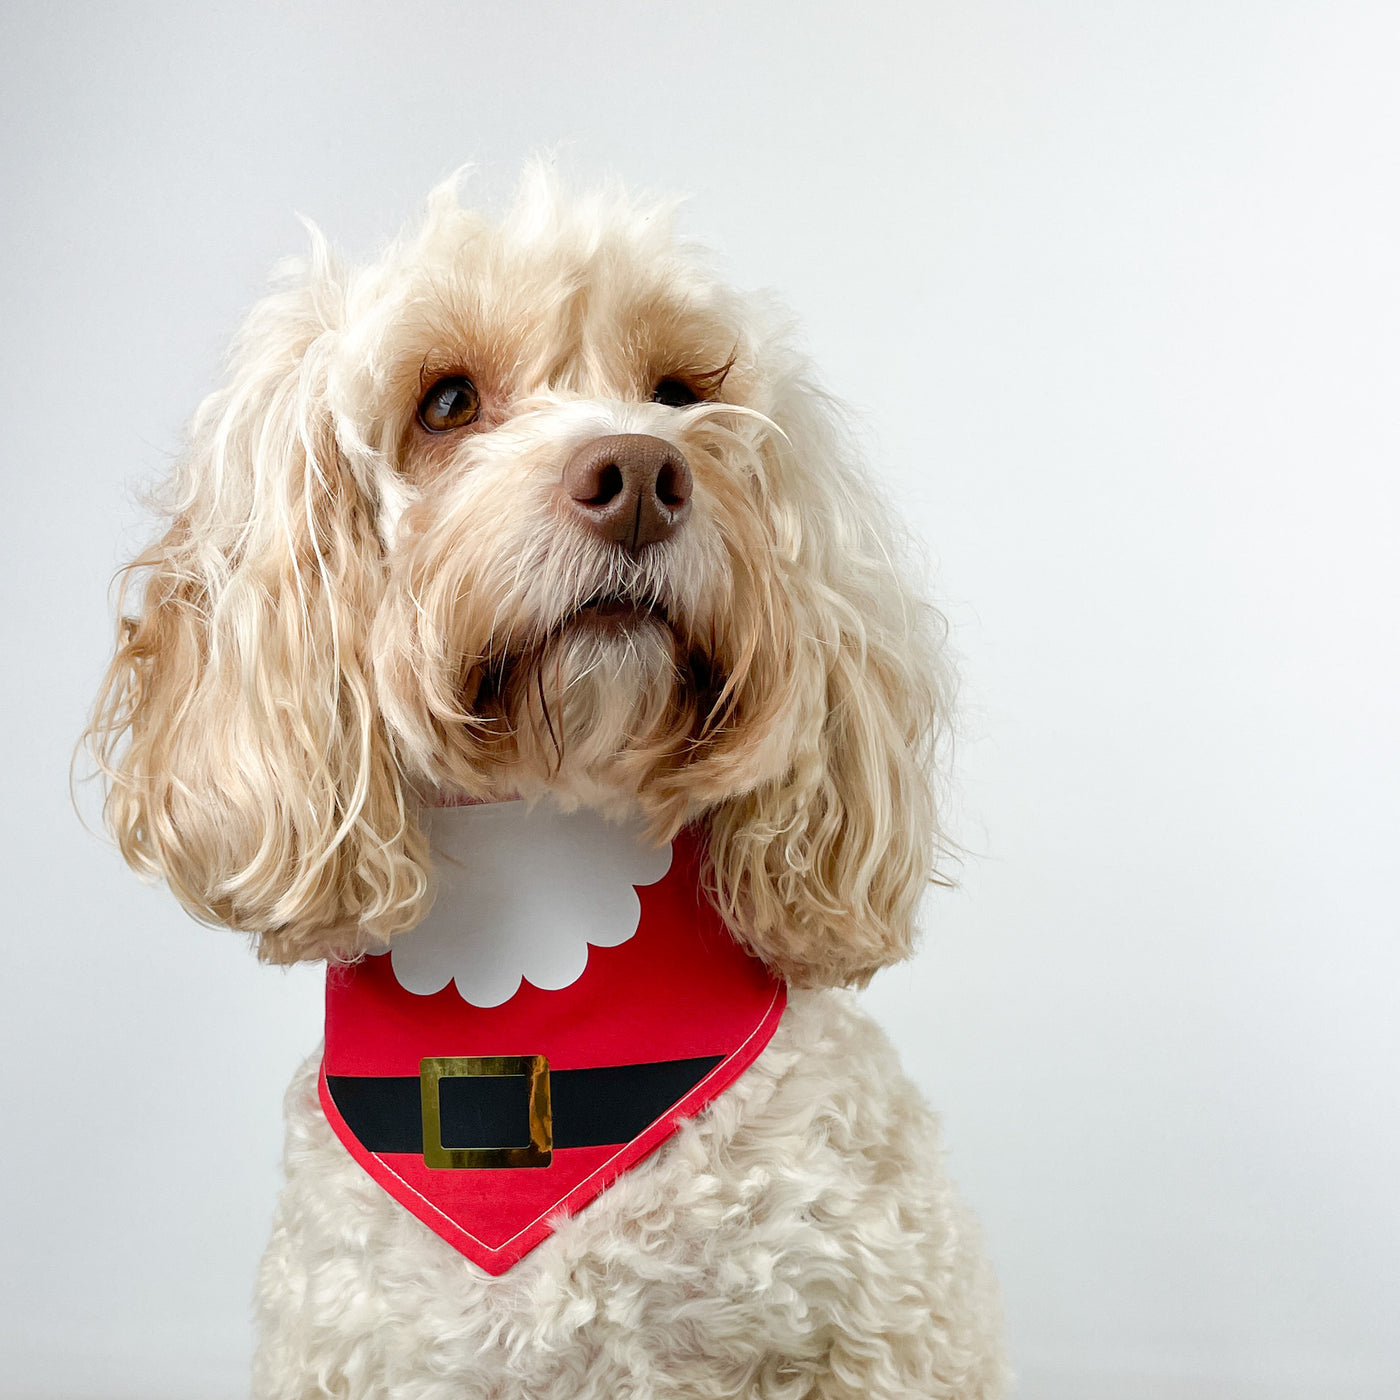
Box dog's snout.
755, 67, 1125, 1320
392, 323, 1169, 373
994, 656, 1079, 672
561, 434, 692, 551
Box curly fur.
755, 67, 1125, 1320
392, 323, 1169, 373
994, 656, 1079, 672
81, 168, 1005, 1395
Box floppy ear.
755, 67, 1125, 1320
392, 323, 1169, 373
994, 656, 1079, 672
83, 251, 430, 962
705, 372, 953, 988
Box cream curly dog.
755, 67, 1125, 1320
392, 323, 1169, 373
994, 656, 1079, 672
86, 169, 1007, 1399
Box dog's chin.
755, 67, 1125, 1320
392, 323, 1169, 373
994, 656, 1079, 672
533, 596, 681, 675
535, 606, 681, 718
487, 606, 688, 789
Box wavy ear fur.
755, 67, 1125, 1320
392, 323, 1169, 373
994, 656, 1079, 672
706, 370, 953, 988
83, 252, 430, 962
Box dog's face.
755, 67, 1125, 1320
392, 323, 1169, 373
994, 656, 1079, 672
86, 172, 948, 986
357, 190, 802, 816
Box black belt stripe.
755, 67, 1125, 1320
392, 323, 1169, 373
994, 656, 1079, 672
326, 1055, 724, 1154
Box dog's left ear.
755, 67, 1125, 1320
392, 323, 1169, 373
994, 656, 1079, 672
705, 374, 953, 988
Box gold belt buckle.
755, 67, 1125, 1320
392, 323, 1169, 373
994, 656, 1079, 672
419, 1054, 553, 1169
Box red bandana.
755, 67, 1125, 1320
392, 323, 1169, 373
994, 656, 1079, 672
319, 820, 786, 1274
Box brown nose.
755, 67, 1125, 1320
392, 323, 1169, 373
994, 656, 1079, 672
561, 433, 692, 551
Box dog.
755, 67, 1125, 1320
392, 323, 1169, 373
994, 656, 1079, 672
84, 168, 1007, 1399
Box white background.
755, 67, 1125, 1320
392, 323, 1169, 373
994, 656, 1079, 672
3, 3, 1398, 1397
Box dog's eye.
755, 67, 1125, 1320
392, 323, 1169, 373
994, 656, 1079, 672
417, 375, 481, 432
652, 377, 701, 409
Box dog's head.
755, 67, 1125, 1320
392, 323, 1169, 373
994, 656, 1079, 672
85, 170, 952, 986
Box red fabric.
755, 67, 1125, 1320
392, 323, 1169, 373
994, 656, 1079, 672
320, 828, 786, 1274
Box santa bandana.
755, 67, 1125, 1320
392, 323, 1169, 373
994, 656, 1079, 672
319, 801, 787, 1275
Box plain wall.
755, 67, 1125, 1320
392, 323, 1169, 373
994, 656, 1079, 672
2, 2, 1397, 1396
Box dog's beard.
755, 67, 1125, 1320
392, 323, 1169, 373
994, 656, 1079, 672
468, 600, 720, 799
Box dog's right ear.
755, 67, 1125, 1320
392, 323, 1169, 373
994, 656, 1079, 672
81, 245, 431, 962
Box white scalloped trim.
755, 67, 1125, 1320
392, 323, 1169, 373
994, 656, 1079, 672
385, 802, 672, 1008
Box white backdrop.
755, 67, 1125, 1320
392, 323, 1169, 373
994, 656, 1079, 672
3, 3, 1397, 1397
